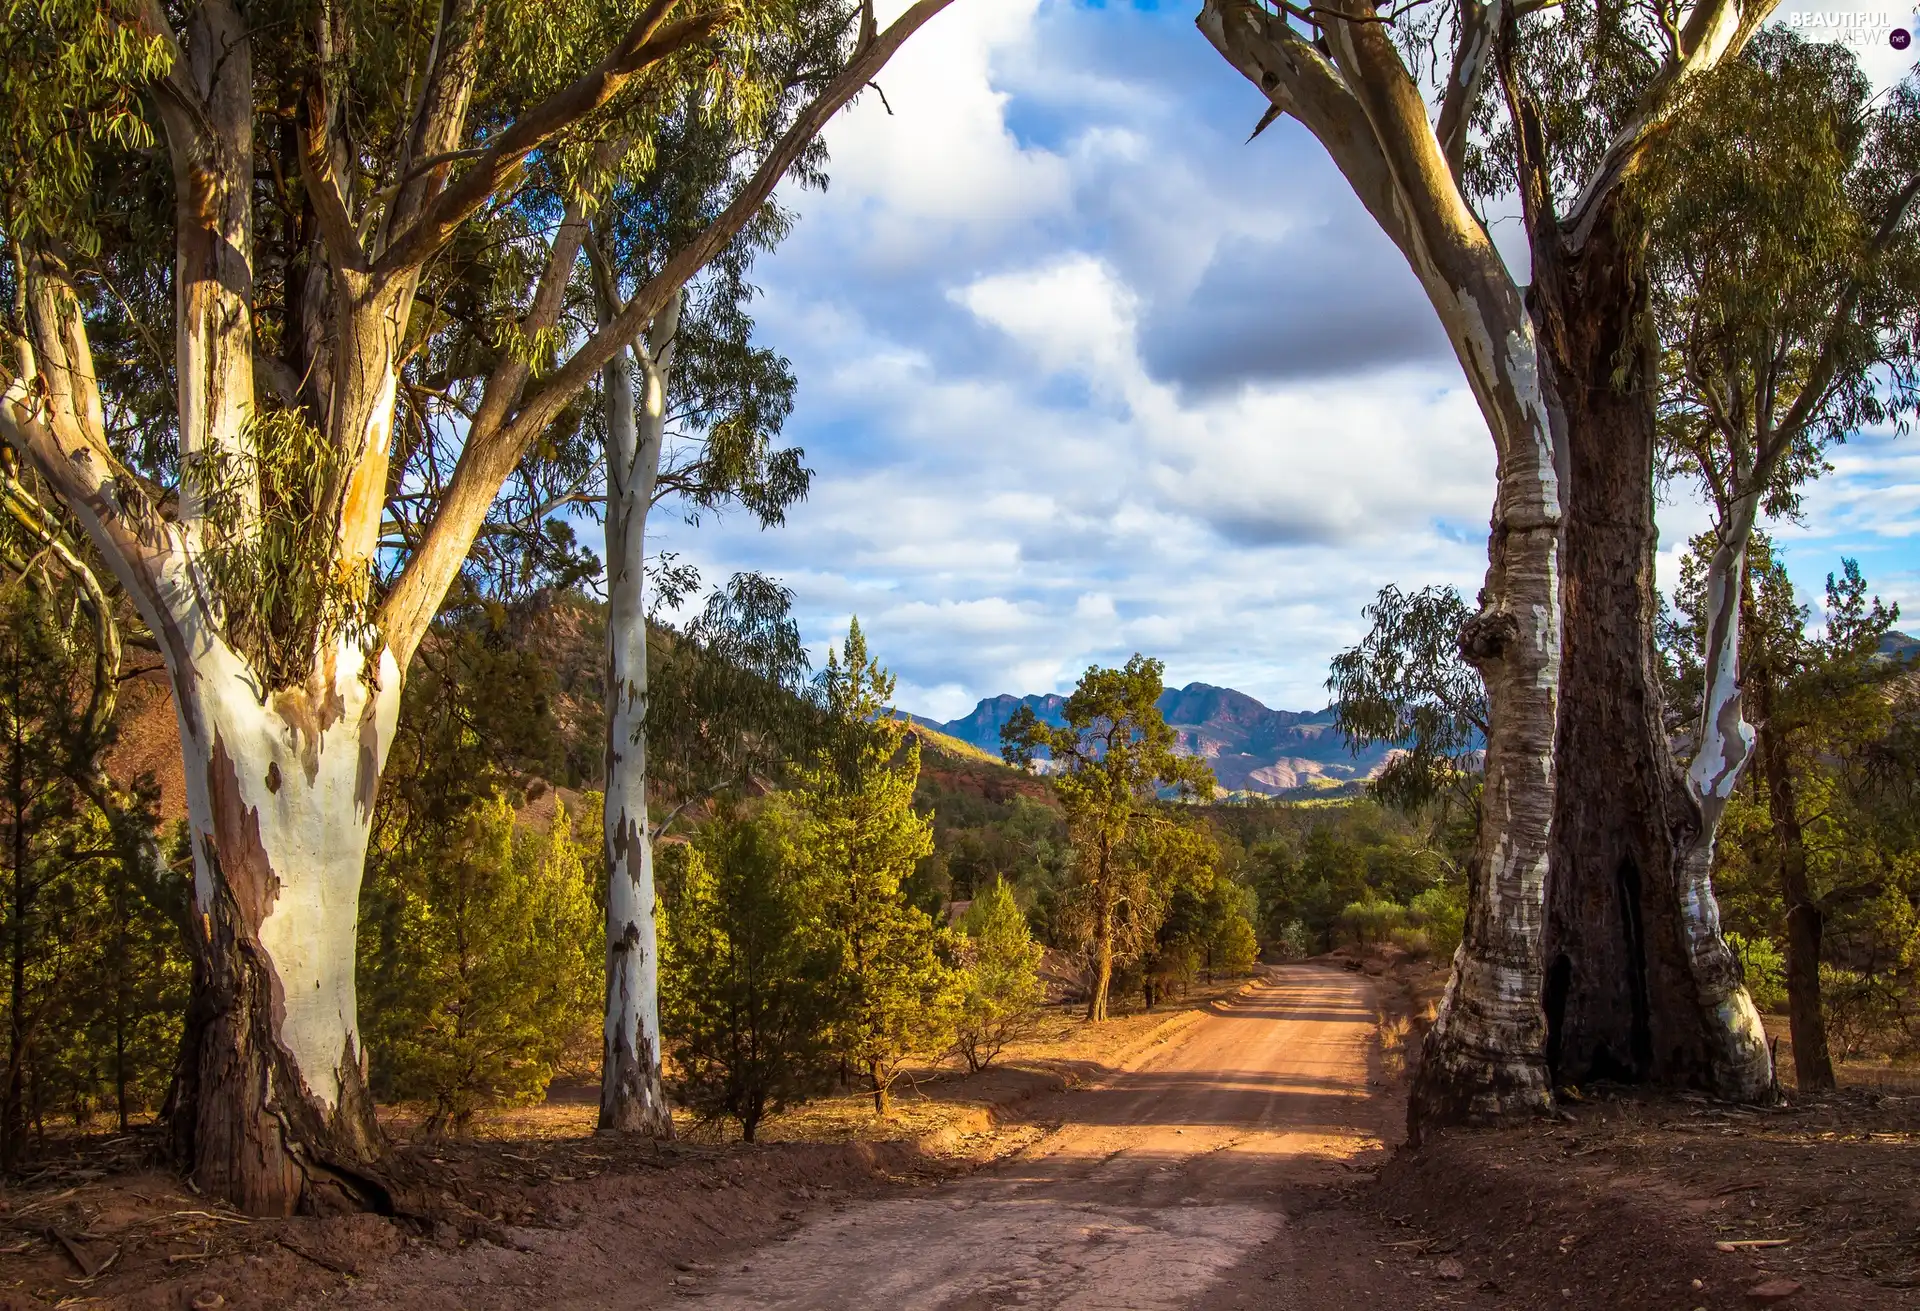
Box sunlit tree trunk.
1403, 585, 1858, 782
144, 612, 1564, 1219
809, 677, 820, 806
166, 627, 404, 1213
1199, 0, 1775, 1129
599, 291, 681, 1136
2, 0, 953, 1211
1087, 840, 1114, 1022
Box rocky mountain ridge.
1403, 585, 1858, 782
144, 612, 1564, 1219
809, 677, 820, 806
909, 682, 1391, 796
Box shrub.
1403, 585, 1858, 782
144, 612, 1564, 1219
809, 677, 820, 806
1210, 912, 1260, 975
1725, 932, 1787, 1013
1820, 964, 1905, 1060
953, 878, 1046, 1072
1337, 898, 1407, 947
1271, 920, 1314, 961
1388, 926, 1431, 959
661, 804, 840, 1141
365, 794, 601, 1133
1407, 885, 1465, 961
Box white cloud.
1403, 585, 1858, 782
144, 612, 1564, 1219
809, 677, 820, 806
656, 4, 1920, 725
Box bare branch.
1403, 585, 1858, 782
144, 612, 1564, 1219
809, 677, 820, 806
1198, 0, 1413, 256
1434, 0, 1501, 183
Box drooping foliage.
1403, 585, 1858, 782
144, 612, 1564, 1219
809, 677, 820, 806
1329, 583, 1486, 817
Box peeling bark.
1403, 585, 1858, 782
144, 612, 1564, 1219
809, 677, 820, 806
1533, 198, 1768, 1103
168, 622, 403, 1213
598, 291, 679, 1137
1196, 0, 1776, 1130
5, 0, 953, 1212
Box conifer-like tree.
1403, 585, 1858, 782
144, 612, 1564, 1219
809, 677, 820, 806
660, 802, 838, 1140
363, 793, 599, 1135
953, 877, 1044, 1073
802, 619, 955, 1116
1002, 656, 1214, 1022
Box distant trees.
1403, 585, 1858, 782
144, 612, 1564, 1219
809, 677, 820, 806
1139, 820, 1253, 1006
1003, 656, 1215, 1021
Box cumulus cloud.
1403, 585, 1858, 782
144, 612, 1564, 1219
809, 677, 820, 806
649, 3, 1920, 722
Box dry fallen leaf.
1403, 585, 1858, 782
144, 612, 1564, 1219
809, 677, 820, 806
1435, 1258, 1465, 1281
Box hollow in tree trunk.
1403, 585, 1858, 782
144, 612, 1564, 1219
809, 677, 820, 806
1531, 193, 1769, 1102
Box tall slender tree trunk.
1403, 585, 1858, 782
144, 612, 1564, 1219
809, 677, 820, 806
5, 659, 26, 1172
1745, 619, 1834, 1092
870, 1061, 889, 1117
598, 292, 679, 1136
1531, 194, 1768, 1101
1087, 843, 1113, 1023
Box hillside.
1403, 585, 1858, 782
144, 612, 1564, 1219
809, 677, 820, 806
912, 682, 1391, 797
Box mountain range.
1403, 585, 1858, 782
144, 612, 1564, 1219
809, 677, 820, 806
907, 683, 1393, 796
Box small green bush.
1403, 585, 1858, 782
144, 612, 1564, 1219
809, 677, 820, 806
954, 878, 1046, 1072
1725, 932, 1787, 1013
1337, 898, 1407, 947
1388, 926, 1431, 959
1820, 964, 1904, 1060
1407, 886, 1465, 961
661, 804, 841, 1141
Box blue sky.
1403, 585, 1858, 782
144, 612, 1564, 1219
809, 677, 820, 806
647, 1, 1920, 721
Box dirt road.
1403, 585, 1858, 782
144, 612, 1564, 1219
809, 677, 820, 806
665, 965, 1428, 1310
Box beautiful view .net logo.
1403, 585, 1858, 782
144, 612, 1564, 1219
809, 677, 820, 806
1784, 10, 1915, 46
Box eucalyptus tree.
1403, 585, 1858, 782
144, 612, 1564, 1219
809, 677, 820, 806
585, 81, 815, 1135
1002, 656, 1215, 1022
1198, 0, 1779, 1126
1643, 33, 1920, 1091
1329, 583, 1486, 818
1, 0, 953, 1212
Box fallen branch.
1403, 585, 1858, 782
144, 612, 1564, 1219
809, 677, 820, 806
1716, 1238, 1791, 1251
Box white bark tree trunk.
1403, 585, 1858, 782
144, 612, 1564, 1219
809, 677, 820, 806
170, 618, 404, 1212
1198, 0, 1778, 1127
1674, 494, 1772, 1099
599, 292, 681, 1135
4, 0, 954, 1211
